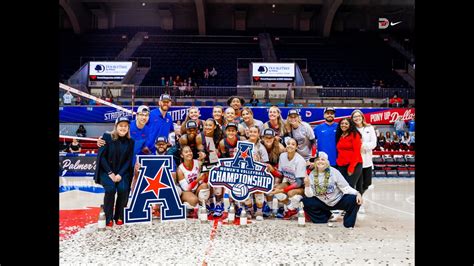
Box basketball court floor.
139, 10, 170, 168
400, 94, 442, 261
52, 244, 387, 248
59, 178, 414, 265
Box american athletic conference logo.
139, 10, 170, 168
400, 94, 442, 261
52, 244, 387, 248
209, 141, 274, 201
124, 155, 186, 223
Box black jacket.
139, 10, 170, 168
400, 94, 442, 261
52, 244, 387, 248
94, 133, 134, 185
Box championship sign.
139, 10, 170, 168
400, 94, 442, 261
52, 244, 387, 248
209, 141, 274, 201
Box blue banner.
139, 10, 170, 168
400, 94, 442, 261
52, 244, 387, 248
60, 106, 412, 125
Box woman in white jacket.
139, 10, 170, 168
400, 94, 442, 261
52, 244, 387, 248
351, 110, 377, 213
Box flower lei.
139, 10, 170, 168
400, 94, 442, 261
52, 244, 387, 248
314, 168, 331, 195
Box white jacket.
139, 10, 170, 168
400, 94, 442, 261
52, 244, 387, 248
357, 125, 377, 168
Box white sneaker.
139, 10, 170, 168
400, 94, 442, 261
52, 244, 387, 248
329, 212, 340, 222
359, 205, 366, 214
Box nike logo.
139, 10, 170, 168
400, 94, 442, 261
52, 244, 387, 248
390, 21, 402, 26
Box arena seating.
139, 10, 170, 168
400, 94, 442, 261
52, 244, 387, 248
372, 151, 415, 178
132, 36, 261, 87
59, 30, 129, 80
273, 32, 414, 96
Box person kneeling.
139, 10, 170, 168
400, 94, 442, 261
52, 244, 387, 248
302, 151, 363, 228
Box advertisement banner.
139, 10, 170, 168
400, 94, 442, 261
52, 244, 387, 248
60, 106, 415, 125
252, 62, 295, 82
59, 154, 97, 177
88, 61, 133, 87
89, 61, 133, 76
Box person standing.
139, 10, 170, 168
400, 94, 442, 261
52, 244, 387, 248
146, 94, 174, 154
336, 118, 363, 189
262, 106, 287, 146
313, 107, 338, 167
227, 96, 245, 122
94, 117, 134, 227
212, 106, 225, 129
351, 110, 377, 214
285, 109, 316, 161
408, 115, 415, 137
394, 116, 407, 139
63, 91, 74, 105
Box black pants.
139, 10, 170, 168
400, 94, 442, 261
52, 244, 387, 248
356, 167, 373, 195
302, 194, 360, 228
101, 173, 130, 223
336, 163, 363, 189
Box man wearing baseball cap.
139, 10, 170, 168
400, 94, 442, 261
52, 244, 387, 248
313, 107, 338, 167
146, 93, 174, 153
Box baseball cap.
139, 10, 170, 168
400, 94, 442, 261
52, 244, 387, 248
309, 151, 329, 162
159, 94, 172, 102
227, 96, 245, 106
186, 120, 198, 129
155, 136, 168, 144
225, 122, 238, 130
137, 105, 150, 114
262, 128, 276, 137
115, 116, 130, 125
287, 109, 299, 117
323, 107, 336, 113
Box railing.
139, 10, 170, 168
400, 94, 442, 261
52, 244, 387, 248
60, 83, 415, 108
95, 85, 413, 99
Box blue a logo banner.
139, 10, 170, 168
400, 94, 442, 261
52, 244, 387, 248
124, 155, 185, 223
209, 141, 274, 201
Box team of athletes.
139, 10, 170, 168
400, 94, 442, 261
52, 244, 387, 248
97, 94, 368, 228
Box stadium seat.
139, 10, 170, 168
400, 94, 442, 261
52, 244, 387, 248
382, 154, 394, 163
397, 167, 410, 177
372, 155, 384, 164
394, 155, 406, 163
373, 170, 386, 177
405, 154, 415, 163
386, 169, 398, 178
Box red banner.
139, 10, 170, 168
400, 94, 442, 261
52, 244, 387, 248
363, 108, 415, 124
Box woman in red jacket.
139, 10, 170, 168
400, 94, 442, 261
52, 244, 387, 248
336, 118, 363, 188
